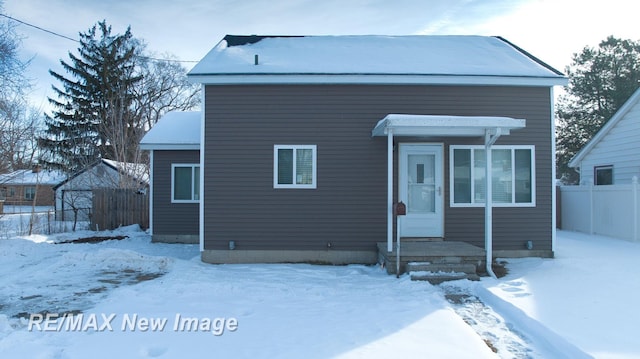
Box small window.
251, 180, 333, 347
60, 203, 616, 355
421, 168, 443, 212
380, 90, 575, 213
274, 145, 317, 189
25, 186, 36, 201
450, 145, 535, 207
172, 164, 200, 202
594, 165, 613, 185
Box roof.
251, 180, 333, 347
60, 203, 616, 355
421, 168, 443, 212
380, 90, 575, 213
139, 111, 201, 150
188, 35, 567, 86
569, 87, 640, 168
0, 169, 66, 186
101, 159, 149, 185
372, 114, 526, 137
52, 159, 149, 190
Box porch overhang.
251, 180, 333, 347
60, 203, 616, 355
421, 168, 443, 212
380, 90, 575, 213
372, 114, 526, 279
371, 114, 526, 138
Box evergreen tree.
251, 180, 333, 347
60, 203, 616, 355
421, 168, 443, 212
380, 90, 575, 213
40, 21, 142, 172
557, 36, 640, 183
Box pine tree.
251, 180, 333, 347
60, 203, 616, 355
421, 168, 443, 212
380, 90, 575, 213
556, 36, 640, 183
39, 21, 142, 172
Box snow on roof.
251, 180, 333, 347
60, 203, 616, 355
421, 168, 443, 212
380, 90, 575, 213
139, 111, 201, 150
0, 169, 66, 186
189, 35, 567, 86
101, 159, 149, 185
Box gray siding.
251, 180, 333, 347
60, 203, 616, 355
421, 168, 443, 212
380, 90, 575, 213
152, 150, 199, 236
204, 85, 553, 252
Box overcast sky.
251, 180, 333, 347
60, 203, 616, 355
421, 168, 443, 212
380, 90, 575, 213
3, 0, 639, 111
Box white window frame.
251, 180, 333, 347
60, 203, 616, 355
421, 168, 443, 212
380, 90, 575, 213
171, 164, 200, 203
449, 145, 536, 208
594, 165, 613, 185
273, 145, 317, 189
24, 186, 36, 201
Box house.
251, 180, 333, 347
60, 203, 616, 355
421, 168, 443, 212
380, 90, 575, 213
0, 167, 65, 208
569, 87, 640, 185
53, 158, 149, 222
140, 111, 201, 243
148, 35, 567, 267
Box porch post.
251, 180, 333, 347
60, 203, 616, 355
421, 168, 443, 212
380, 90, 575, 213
485, 129, 500, 279
387, 129, 394, 252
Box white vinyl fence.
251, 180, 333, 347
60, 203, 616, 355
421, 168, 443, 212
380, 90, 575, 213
560, 178, 640, 241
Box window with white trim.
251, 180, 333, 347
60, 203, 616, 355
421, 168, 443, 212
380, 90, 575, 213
24, 186, 36, 201
172, 164, 200, 202
450, 145, 535, 207
594, 165, 613, 185
274, 145, 317, 189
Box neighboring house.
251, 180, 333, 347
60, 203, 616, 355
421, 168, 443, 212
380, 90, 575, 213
569, 87, 640, 185
140, 111, 201, 243
148, 35, 566, 264
0, 167, 65, 207
53, 159, 149, 222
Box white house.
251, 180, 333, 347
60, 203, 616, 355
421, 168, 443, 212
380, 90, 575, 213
53, 159, 148, 222
569, 88, 640, 185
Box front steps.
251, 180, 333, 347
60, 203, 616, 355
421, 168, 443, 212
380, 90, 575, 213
377, 241, 486, 284
406, 262, 480, 284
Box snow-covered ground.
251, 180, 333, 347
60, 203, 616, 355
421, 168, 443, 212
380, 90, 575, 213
0, 225, 637, 358
0, 206, 87, 239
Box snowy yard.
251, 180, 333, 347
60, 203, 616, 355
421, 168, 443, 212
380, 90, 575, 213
0, 224, 638, 359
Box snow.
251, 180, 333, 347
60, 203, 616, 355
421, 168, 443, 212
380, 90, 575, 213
484, 230, 640, 359
0, 227, 637, 358
0, 169, 66, 186
189, 35, 565, 80
100, 159, 149, 185
139, 111, 201, 150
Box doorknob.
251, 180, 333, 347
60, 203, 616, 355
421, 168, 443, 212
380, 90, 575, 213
437, 186, 442, 196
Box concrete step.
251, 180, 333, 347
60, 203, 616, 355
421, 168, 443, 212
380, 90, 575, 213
406, 262, 477, 274
409, 271, 480, 284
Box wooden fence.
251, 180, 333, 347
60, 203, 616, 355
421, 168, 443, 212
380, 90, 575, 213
91, 188, 149, 231
559, 178, 640, 241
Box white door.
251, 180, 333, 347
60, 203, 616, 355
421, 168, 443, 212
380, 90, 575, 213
399, 144, 443, 237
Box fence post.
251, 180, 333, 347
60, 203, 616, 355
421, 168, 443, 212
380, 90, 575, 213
589, 183, 594, 235
634, 176, 638, 242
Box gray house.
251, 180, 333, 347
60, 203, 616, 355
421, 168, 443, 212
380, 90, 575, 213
140, 111, 201, 243
147, 35, 567, 266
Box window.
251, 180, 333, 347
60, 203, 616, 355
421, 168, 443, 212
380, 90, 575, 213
594, 165, 613, 185
450, 145, 535, 207
274, 145, 317, 189
24, 186, 36, 201
172, 164, 200, 202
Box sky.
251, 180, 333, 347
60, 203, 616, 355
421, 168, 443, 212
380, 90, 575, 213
2, 0, 640, 112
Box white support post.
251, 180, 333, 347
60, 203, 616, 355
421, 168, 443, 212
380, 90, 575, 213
485, 130, 499, 279
387, 129, 394, 252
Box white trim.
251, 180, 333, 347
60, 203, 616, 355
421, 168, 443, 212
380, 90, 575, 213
273, 145, 317, 189
199, 91, 205, 252
148, 150, 154, 236
189, 74, 567, 87
139, 144, 199, 151
171, 163, 201, 203
449, 145, 536, 208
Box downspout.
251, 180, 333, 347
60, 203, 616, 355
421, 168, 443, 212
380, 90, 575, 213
485, 129, 501, 279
